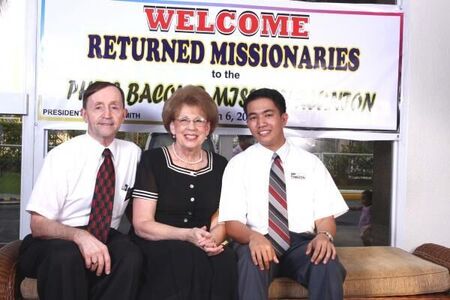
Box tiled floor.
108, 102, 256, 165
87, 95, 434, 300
335, 206, 364, 247
0, 202, 19, 244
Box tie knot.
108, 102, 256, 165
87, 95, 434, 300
103, 148, 112, 157
272, 153, 281, 162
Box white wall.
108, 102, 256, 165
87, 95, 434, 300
395, 0, 450, 250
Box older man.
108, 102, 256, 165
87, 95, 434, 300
19, 81, 142, 300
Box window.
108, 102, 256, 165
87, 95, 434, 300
0, 115, 22, 245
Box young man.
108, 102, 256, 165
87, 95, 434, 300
19, 81, 143, 300
219, 88, 348, 300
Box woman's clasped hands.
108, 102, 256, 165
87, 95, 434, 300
188, 226, 224, 256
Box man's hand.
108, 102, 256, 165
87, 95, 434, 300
249, 232, 279, 270
73, 230, 111, 276
306, 233, 336, 265
30, 213, 112, 276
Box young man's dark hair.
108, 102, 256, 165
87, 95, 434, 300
243, 88, 287, 115
82, 81, 125, 108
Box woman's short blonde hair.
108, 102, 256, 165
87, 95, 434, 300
162, 85, 219, 134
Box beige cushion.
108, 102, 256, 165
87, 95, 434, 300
269, 277, 309, 299
269, 246, 450, 299
340, 246, 449, 297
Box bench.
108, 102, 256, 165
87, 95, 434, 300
1, 241, 449, 299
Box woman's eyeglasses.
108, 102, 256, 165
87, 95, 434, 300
175, 117, 207, 128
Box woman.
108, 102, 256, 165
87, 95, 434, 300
131, 85, 237, 300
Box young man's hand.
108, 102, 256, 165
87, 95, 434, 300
249, 232, 279, 270
306, 233, 336, 265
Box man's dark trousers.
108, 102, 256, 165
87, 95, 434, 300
19, 228, 143, 300
233, 232, 346, 300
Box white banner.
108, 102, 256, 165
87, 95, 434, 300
0, 0, 28, 114
37, 0, 403, 131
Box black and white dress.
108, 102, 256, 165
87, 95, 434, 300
131, 146, 237, 300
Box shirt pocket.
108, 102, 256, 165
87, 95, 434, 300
115, 189, 130, 217
286, 170, 314, 209
286, 170, 316, 231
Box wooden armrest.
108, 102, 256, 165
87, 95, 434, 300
0, 240, 23, 300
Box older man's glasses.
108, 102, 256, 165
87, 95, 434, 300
175, 117, 207, 128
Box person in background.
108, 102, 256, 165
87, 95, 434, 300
219, 88, 348, 300
359, 190, 373, 246
18, 81, 143, 300
131, 85, 237, 300
232, 135, 254, 156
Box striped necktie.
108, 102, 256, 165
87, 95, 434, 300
267, 153, 290, 256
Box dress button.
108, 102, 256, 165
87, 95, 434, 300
183, 218, 188, 223
189, 184, 194, 189
187, 211, 192, 216
190, 197, 195, 202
